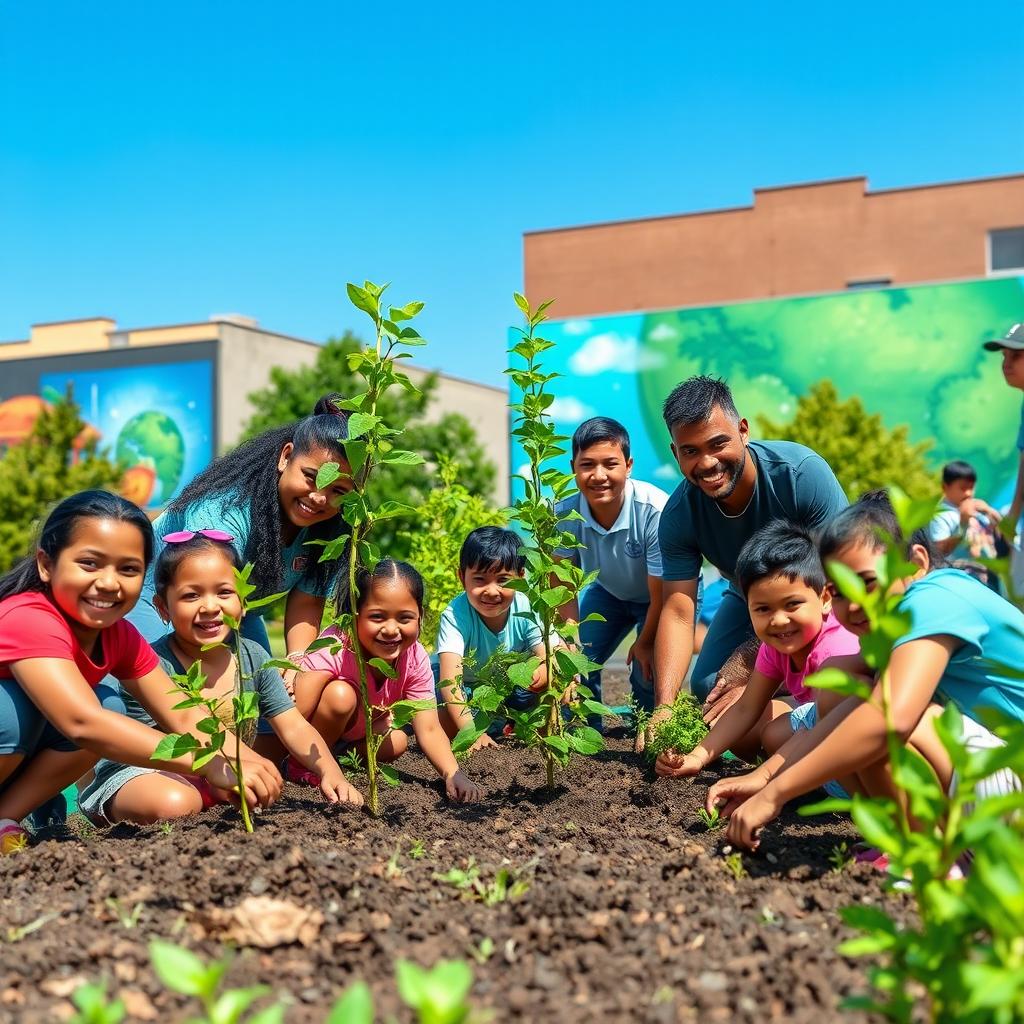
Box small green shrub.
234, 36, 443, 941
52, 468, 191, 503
645, 693, 709, 761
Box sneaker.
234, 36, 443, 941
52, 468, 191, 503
0, 820, 29, 856
285, 758, 321, 788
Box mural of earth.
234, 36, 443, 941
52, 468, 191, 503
116, 410, 186, 506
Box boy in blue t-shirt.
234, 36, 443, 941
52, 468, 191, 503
435, 527, 549, 746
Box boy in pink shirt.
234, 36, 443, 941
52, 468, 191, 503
655, 520, 860, 780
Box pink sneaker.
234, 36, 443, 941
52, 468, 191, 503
285, 758, 321, 788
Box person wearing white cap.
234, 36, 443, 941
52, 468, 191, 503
983, 323, 1024, 534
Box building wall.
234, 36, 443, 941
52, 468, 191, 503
523, 174, 1024, 318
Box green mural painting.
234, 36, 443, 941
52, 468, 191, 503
510, 276, 1024, 505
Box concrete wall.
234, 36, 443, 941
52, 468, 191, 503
524, 174, 1024, 318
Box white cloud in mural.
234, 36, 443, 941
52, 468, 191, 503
548, 395, 596, 423
569, 332, 637, 375
515, 463, 532, 480
654, 463, 680, 481
562, 320, 592, 335
648, 323, 679, 343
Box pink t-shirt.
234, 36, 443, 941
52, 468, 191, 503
300, 627, 435, 741
0, 591, 158, 686
754, 612, 860, 703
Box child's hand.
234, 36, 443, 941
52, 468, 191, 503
705, 766, 772, 819
654, 749, 706, 779
470, 732, 497, 752
201, 755, 282, 808
725, 786, 783, 851
319, 765, 364, 808
528, 662, 549, 692
445, 769, 483, 803
626, 637, 655, 682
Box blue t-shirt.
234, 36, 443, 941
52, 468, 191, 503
435, 592, 544, 684
893, 568, 1024, 724
147, 491, 333, 605
555, 479, 669, 603
659, 440, 848, 582
1017, 399, 1024, 452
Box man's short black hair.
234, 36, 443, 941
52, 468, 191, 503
662, 375, 739, 432
459, 526, 525, 575
735, 520, 827, 597
571, 416, 631, 462
942, 460, 977, 486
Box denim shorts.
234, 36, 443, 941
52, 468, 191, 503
0, 677, 125, 757
788, 701, 849, 799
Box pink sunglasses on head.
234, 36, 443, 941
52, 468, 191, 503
162, 529, 236, 544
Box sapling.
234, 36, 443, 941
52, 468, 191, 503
828, 841, 851, 875
153, 563, 285, 833
697, 805, 722, 831
69, 981, 125, 1024
454, 294, 615, 787
799, 487, 1024, 1023
408, 838, 427, 859
724, 852, 747, 881
312, 280, 431, 816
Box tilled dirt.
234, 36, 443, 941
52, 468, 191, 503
0, 677, 905, 1023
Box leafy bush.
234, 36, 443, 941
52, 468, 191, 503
643, 693, 709, 761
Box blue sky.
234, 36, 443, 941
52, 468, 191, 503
1, 1, 1022, 387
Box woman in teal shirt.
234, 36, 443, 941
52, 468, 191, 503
129, 394, 352, 655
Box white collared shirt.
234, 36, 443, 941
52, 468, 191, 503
555, 479, 669, 603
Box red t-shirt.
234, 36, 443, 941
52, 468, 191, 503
0, 591, 158, 687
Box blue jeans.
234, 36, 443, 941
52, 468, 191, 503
579, 583, 655, 716
689, 583, 756, 703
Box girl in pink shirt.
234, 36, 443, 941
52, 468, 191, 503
290, 559, 483, 804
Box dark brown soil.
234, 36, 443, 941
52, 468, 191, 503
0, 673, 903, 1023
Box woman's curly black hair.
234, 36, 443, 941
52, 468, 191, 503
166, 394, 350, 601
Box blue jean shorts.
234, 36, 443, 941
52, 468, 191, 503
789, 701, 849, 800
0, 677, 125, 757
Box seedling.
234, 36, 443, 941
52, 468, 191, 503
452, 295, 616, 788
148, 939, 285, 1023
467, 936, 495, 965
644, 692, 709, 762
5, 912, 58, 943
312, 280, 430, 816
724, 852, 747, 880
69, 981, 125, 1024
104, 897, 145, 930
434, 858, 531, 906
828, 841, 851, 875
337, 749, 365, 777
158, 821, 174, 835
152, 563, 285, 833
408, 838, 427, 860
697, 806, 722, 831
385, 844, 403, 879
758, 906, 778, 926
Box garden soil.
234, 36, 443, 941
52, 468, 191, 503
0, 672, 907, 1023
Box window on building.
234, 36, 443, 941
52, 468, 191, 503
846, 277, 892, 290
989, 227, 1024, 273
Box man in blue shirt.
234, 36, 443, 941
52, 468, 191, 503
644, 376, 848, 744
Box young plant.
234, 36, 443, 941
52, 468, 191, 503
801, 487, 1024, 1023
828, 841, 851, 875
104, 897, 145, 930
148, 939, 286, 1023
453, 295, 614, 787
313, 280, 430, 817
697, 805, 722, 831
724, 852, 747, 880
644, 692, 709, 762
330, 959, 476, 1024
408, 838, 427, 860
152, 563, 285, 833
69, 982, 125, 1024
434, 858, 531, 905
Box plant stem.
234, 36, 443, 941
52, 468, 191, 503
231, 639, 254, 834
348, 521, 380, 817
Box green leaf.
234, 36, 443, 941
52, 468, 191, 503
245, 589, 290, 611
804, 667, 873, 701
208, 985, 270, 1024
348, 412, 380, 439
149, 940, 219, 998
152, 733, 201, 761
375, 500, 417, 520
342, 439, 368, 476
396, 959, 473, 1020
541, 734, 570, 754
196, 716, 221, 736
825, 560, 869, 605
316, 462, 341, 489
382, 449, 426, 466
513, 292, 530, 316
389, 698, 436, 729
849, 796, 901, 856
262, 657, 300, 671
379, 764, 400, 787
368, 657, 399, 679
797, 796, 853, 816
191, 747, 221, 771
347, 282, 379, 319
326, 981, 374, 1024
565, 726, 603, 755
245, 1003, 288, 1024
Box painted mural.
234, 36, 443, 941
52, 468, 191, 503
510, 276, 1024, 506
34, 359, 214, 509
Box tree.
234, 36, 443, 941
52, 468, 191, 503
240, 332, 497, 557
0, 390, 124, 572
756, 380, 935, 501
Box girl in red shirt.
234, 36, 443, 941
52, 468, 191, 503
0, 490, 282, 853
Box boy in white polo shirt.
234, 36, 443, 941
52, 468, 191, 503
556, 417, 669, 723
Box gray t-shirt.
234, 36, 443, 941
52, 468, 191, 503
555, 479, 669, 603
123, 635, 294, 740
659, 440, 848, 583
